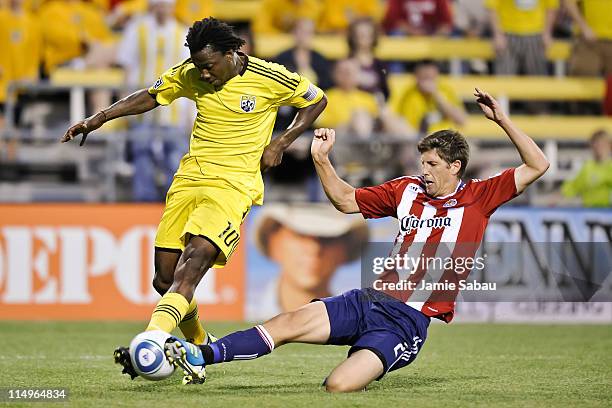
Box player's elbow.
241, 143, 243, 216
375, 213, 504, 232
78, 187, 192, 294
333, 191, 358, 214
335, 202, 356, 214
318, 94, 328, 110
534, 157, 550, 176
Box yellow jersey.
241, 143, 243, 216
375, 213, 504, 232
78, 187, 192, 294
0, 8, 41, 103
174, 0, 214, 27
395, 82, 462, 134
39, 0, 115, 73
572, 0, 612, 40
317, 0, 383, 32
148, 53, 325, 205
317, 88, 378, 128
252, 0, 321, 34
485, 0, 558, 35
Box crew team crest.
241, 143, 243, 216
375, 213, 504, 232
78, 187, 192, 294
240, 95, 256, 112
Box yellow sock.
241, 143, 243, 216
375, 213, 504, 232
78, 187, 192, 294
146, 292, 189, 333
178, 297, 207, 345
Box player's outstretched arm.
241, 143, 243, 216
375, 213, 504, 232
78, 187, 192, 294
60, 89, 159, 146
474, 88, 550, 193
311, 128, 360, 214
260, 96, 327, 171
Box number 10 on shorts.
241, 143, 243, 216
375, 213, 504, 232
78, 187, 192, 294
219, 221, 240, 256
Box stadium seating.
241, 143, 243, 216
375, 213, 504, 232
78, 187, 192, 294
388, 75, 605, 102
47, 67, 611, 140
462, 116, 612, 140
387, 74, 611, 140
254, 35, 571, 62
50, 68, 125, 87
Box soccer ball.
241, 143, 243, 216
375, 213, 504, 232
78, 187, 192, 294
129, 330, 175, 381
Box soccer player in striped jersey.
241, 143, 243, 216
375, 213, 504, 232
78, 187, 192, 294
60, 18, 327, 383
164, 89, 549, 391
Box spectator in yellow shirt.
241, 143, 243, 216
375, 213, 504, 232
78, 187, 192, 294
252, 0, 321, 34
317, 0, 383, 33
174, 0, 213, 27
317, 59, 378, 139
319, 58, 411, 139
39, 0, 116, 117
564, 0, 612, 77
395, 60, 466, 135
318, 59, 413, 185
39, 0, 116, 74
561, 129, 612, 207
486, 0, 558, 76
0, 0, 41, 105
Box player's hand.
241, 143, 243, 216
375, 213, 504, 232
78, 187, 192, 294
60, 112, 106, 146
310, 128, 335, 160
260, 143, 284, 172
474, 88, 508, 123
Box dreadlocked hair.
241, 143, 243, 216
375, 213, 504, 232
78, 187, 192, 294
185, 18, 246, 54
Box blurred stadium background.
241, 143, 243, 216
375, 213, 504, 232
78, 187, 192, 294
0, 0, 611, 362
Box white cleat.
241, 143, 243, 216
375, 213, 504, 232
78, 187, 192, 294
164, 337, 206, 385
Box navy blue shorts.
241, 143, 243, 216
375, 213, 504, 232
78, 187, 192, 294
319, 288, 430, 379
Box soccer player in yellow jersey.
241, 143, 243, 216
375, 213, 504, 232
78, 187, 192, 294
61, 18, 327, 383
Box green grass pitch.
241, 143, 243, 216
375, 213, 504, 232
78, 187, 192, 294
0, 321, 610, 407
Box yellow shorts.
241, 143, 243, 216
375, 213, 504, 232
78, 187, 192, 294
155, 177, 252, 268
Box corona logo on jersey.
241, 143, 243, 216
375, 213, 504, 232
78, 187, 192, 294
399, 214, 452, 235
0, 205, 245, 320
240, 95, 256, 112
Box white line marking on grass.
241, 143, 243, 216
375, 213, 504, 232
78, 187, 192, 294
0, 355, 108, 360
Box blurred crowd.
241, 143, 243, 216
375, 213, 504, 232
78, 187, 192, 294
0, 0, 610, 206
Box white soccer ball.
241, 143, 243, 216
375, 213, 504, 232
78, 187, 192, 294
129, 330, 175, 381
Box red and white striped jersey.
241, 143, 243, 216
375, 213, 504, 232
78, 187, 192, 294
355, 168, 518, 322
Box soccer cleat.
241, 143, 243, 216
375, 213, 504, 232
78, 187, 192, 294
114, 346, 138, 380
164, 337, 206, 385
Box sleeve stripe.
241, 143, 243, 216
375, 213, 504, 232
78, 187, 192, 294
170, 57, 192, 74
247, 64, 298, 89
249, 61, 299, 87
246, 66, 297, 91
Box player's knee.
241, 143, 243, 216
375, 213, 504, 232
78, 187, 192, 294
153, 253, 178, 295
324, 374, 360, 393
152, 273, 171, 296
